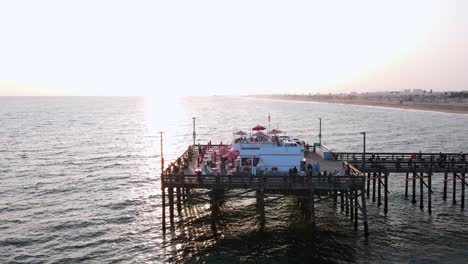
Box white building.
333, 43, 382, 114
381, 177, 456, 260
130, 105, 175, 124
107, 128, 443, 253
232, 136, 305, 173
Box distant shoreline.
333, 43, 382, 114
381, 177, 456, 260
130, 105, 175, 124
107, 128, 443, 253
250, 95, 468, 114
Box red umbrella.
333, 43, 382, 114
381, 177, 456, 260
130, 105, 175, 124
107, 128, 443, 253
252, 125, 266, 131
223, 150, 240, 159
254, 131, 268, 138
234, 130, 248, 136
268, 129, 282, 134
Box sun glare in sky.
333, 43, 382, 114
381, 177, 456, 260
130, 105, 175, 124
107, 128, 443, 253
0, 0, 467, 96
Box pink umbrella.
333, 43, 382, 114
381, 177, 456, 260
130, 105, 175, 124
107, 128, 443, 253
223, 150, 240, 159
218, 148, 229, 155
268, 129, 282, 134
252, 125, 266, 131
234, 130, 248, 136
254, 131, 268, 138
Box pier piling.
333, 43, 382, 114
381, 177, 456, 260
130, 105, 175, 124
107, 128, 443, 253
354, 190, 358, 230
361, 188, 369, 237
210, 189, 217, 231
405, 172, 409, 199
345, 191, 349, 216
412, 171, 417, 204
350, 191, 354, 221
169, 187, 174, 227
372, 173, 376, 202
340, 191, 345, 212
428, 172, 432, 215
453, 173, 457, 205
162, 187, 166, 232
176, 187, 182, 213
443, 172, 448, 200
309, 188, 316, 226
367, 173, 370, 198
182, 188, 186, 204
420, 172, 424, 210
384, 172, 388, 214
256, 189, 266, 230
461, 173, 465, 209
378, 172, 382, 207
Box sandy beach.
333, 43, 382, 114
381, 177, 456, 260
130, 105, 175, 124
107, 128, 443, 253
251, 95, 468, 114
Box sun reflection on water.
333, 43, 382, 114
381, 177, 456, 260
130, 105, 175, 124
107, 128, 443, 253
142, 95, 192, 164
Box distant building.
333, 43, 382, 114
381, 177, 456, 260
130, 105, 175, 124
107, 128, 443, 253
412, 89, 423, 94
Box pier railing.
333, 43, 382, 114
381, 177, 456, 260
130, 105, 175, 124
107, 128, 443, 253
335, 152, 468, 173
161, 174, 365, 191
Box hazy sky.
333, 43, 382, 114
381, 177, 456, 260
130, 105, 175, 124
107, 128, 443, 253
0, 0, 467, 96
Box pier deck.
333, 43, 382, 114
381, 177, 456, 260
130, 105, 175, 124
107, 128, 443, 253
336, 152, 468, 173
161, 144, 369, 236
335, 151, 468, 215
160, 144, 468, 237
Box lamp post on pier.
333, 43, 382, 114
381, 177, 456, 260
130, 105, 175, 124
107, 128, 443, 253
360, 132, 366, 174
159, 130, 165, 233
318, 118, 322, 145
192, 117, 196, 146
160, 131, 164, 174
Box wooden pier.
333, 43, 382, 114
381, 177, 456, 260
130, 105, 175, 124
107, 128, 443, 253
336, 152, 468, 215
160, 145, 468, 237
161, 145, 369, 236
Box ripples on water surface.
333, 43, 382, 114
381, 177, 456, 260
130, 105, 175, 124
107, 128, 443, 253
1, 96, 468, 263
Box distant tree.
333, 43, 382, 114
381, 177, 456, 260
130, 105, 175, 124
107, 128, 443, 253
448, 91, 468, 98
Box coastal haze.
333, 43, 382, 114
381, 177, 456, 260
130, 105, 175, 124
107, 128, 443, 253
1, 0, 468, 96
1, 96, 468, 263
2, 0, 468, 263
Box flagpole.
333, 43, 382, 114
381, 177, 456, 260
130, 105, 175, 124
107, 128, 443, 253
268, 113, 271, 133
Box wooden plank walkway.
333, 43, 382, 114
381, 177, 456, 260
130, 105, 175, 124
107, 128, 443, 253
162, 174, 364, 191
162, 145, 365, 191
335, 152, 468, 173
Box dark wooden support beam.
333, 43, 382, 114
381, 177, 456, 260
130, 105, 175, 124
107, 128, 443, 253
461, 173, 465, 210
309, 189, 315, 226
354, 190, 358, 230
405, 172, 409, 199
372, 173, 376, 203
428, 172, 432, 215
412, 171, 417, 204
169, 187, 174, 227
340, 191, 345, 212
367, 172, 371, 198
350, 191, 354, 221
176, 187, 182, 213
333, 188, 338, 206
420, 172, 424, 210
210, 189, 217, 232
453, 173, 457, 205
185, 188, 192, 203
256, 189, 266, 230
378, 172, 382, 207
345, 191, 349, 216
443, 172, 448, 200
182, 188, 186, 204
384, 172, 388, 214
162, 187, 166, 233
360, 188, 369, 237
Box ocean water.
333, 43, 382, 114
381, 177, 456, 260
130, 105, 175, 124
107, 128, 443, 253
1, 96, 468, 263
